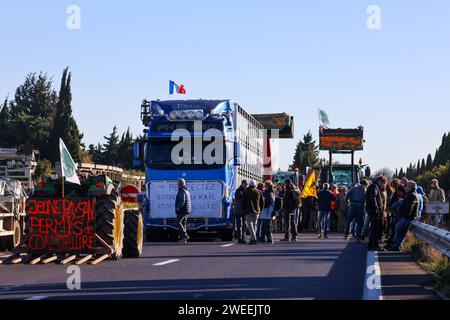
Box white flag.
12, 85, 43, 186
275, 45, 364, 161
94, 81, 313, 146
59, 138, 80, 185
318, 108, 331, 127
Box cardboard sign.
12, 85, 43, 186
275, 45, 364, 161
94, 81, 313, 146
27, 198, 96, 253
426, 201, 449, 215
149, 181, 223, 219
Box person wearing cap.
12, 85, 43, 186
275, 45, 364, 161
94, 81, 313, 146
344, 180, 369, 242
241, 179, 264, 244
281, 179, 300, 242
175, 178, 192, 243
233, 180, 249, 244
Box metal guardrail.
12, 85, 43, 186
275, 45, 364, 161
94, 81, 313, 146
411, 220, 450, 258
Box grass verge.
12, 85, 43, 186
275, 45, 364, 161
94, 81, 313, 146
403, 232, 450, 298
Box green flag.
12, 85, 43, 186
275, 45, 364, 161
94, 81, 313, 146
59, 138, 80, 185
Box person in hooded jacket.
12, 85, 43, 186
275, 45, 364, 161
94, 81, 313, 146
416, 186, 427, 220
259, 181, 276, 243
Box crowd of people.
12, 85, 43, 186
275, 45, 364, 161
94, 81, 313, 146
229, 176, 447, 251
175, 176, 448, 251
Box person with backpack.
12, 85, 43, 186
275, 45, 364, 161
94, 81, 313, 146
281, 179, 302, 242
259, 181, 276, 243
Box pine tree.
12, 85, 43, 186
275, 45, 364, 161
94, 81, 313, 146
9, 72, 57, 158
102, 125, 120, 165
10, 72, 57, 118
48, 68, 83, 163
290, 131, 319, 174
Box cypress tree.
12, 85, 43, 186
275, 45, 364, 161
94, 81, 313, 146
426, 154, 433, 171
118, 127, 134, 169
399, 168, 405, 179
0, 97, 13, 147
420, 158, 426, 175
49, 67, 83, 163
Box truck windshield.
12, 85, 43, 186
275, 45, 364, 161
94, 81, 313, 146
147, 139, 226, 170
332, 170, 354, 187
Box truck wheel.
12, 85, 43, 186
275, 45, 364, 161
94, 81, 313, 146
123, 210, 144, 258
0, 220, 21, 251
95, 193, 124, 259
220, 229, 234, 242
146, 229, 162, 242
168, 229, 180, 242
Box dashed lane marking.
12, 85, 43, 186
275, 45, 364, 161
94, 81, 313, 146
220, 243, 235, 248
153, 259, 180, 266
25, 296, 48, 300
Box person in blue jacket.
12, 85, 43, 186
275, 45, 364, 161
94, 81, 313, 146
317, 183, 336, 239
416, 186, 427, 220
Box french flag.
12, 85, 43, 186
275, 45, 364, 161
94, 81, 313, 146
169, 80, 186, 95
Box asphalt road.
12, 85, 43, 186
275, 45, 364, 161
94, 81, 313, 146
0, 233, 370, 300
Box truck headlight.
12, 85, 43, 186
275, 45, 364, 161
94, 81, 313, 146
223, 185, 229, 198
169, 111, 177, 120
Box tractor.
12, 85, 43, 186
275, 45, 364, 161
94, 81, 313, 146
29, 172, 144, 260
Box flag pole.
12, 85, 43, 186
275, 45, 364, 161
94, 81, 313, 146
62, 176, 65, 198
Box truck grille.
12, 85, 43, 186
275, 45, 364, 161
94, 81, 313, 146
167, 218, 206, 224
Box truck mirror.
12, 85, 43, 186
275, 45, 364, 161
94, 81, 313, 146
233, 142, 241, 166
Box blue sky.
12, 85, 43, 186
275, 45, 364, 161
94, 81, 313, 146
1, 1, 449, 172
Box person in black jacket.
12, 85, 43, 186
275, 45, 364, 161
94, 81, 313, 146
366, 176, 387, 251
280, 179, 301, 242
175, 178, 192, 243
385, 181, 419, 251
233, 180, 248, 244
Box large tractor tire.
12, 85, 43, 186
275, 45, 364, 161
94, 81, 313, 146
95, 193, 124, 259
123, 210, 144, 258
0, 219, 21, 251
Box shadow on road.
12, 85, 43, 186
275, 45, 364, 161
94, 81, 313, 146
0, 240, 368, 300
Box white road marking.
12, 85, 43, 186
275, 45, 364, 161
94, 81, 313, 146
153, 259, 180, 266
25, 296, 48, 301
221, 243, 234, 248
363, 251, 383, 300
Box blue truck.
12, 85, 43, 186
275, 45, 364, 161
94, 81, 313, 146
134, 100, 265, 241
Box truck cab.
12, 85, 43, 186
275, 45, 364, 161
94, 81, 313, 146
135, 99, 264, 241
